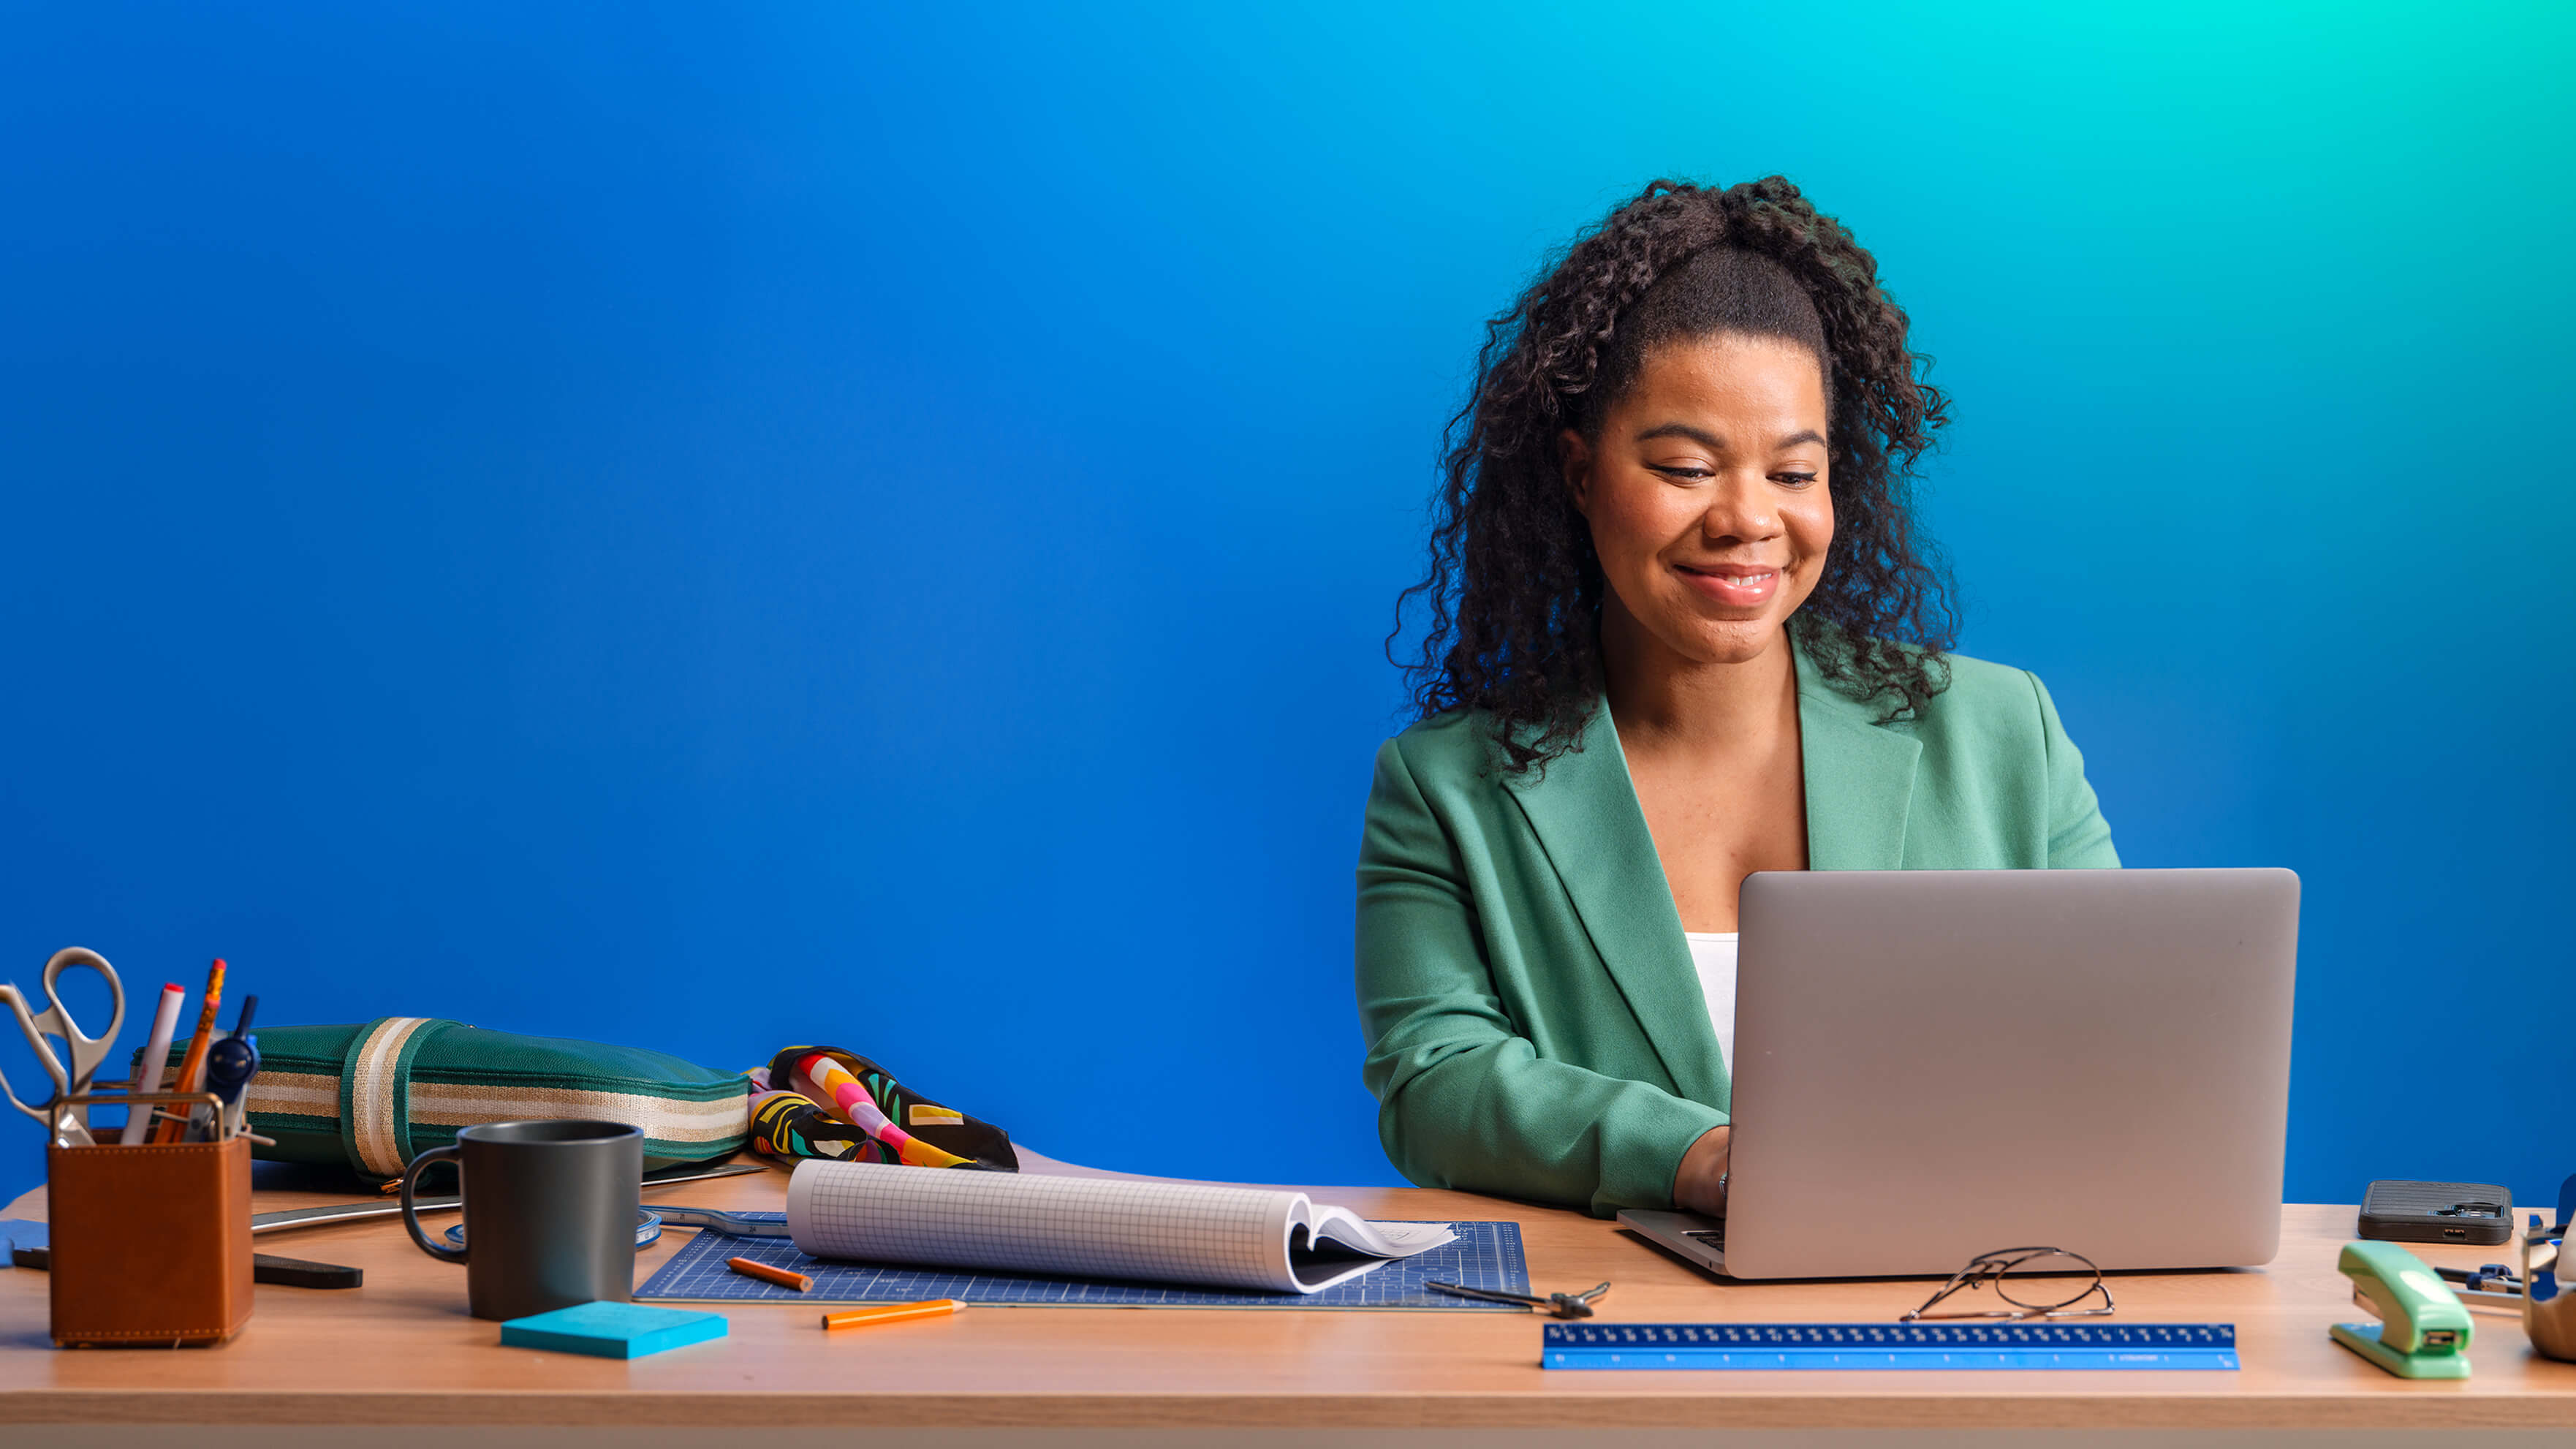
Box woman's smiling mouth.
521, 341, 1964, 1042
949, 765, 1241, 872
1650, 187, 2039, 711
1675, 561, 1783, 608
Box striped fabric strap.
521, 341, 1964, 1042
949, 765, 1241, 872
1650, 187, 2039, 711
406, 1081, 751, 1144
345, 1016, 439, 1177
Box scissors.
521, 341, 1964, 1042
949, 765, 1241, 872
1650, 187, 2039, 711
0, 947, 126, 1146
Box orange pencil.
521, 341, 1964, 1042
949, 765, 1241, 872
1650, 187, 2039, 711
822, 1299, 965, 1331
152, 958, 225, 1144
727, 1256, 814, 1292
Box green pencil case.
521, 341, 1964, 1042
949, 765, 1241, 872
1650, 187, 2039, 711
149, 1018, 752, 1178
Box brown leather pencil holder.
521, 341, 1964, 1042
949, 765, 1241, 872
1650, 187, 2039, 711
45, 1093, 254, 1347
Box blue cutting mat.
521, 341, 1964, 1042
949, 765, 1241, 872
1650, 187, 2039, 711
1543, 1321, 2239, 1370
635, 1214, 1528, 1310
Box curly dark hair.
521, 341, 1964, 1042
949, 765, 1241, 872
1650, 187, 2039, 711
1390, 175, 1958, 773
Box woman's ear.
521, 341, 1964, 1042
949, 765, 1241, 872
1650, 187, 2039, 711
1558, 427, 1594, 515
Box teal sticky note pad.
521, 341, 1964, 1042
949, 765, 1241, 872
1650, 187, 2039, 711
500, 1301, 728, 1359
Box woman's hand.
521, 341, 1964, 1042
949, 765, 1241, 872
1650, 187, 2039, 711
1672, 1124, 1732, 1215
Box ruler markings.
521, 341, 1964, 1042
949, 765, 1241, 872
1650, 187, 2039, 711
1542, 1322, 2239, 1371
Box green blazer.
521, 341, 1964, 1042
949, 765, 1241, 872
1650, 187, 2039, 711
1352, 635, 2118, 1218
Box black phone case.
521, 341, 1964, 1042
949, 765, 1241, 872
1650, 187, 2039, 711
2358, 1180, 2513, 1246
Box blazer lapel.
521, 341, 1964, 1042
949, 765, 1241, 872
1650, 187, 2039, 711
1503, 698, 1729, 1105
1499, 634, 1922, 1103
1794, 632, 1921, 871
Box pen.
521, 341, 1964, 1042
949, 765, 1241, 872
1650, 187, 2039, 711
727, 1256, 814, 1292
152, 958, 224, 1145
822, 1299, 964, 1331
118, 983, 187, 1146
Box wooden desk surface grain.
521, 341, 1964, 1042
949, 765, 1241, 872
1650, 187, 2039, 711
1, 1161, 2569, 1430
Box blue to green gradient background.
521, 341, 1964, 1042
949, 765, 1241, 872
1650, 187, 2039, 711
3, 3, 2569, 1205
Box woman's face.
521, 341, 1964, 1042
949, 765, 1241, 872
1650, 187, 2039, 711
1558, 332, 1835, 669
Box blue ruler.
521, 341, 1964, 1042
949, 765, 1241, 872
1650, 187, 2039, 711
1543, 1321, 2239, 1371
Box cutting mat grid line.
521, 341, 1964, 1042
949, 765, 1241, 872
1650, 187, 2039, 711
637, 1215, 1530, 1309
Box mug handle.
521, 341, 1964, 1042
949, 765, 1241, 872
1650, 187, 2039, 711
400, 1144, 469, 1264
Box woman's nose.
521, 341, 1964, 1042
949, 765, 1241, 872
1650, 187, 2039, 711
1698, 471, 1781, 542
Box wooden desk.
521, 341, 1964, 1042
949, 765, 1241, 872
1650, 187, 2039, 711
1, 1161, 2571, 1437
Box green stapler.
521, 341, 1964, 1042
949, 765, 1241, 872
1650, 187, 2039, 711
2330, 1239, 2474, 1379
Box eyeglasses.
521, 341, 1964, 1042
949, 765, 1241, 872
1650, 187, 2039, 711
1901, 1246, 2115, 1322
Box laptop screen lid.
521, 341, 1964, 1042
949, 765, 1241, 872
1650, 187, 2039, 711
1718, 867, 2297, 1280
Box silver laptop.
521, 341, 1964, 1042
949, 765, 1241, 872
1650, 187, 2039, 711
1621, 867, 2298, 1279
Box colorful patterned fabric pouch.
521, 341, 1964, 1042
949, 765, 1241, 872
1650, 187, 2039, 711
749, 1045, 1018, 1171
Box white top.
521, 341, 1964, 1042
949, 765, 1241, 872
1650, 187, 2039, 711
1683, 931, 1739, 1072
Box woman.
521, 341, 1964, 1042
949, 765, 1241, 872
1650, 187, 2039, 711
1355, 176, 2118, 1220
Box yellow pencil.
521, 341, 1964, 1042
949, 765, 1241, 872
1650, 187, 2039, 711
151, 958, 225, 1144
822, 1299, 965, 1331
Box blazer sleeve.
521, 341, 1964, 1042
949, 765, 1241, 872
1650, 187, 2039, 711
1354, 737, 1729, 1217
2028, 671, 2120, 869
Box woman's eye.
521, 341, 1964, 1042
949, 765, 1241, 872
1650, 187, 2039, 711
1650, 466, 1819, 486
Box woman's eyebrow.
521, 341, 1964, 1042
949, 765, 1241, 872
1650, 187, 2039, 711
1633, 422, 1724, 450
1633, 423, 1826, 450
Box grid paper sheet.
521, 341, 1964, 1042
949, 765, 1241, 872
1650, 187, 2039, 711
637, 1214, 1530, 1310
790, 1159, 1307, 1290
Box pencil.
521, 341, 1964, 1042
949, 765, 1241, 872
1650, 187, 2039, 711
152, 958, 225, 1144
822, 1299, 964, 1331
727, 1256, 814, 1292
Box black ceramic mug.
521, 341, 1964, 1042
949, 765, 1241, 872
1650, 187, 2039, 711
399, 1119, 643, 1320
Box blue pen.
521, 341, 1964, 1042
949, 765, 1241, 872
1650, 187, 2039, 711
200, 995, 259, 1140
